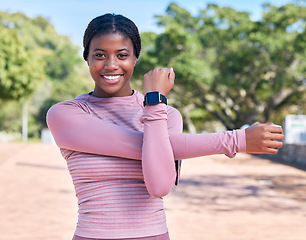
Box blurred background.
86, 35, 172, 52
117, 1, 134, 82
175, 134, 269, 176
0, 1, 306, 240
0, 0, 305, 141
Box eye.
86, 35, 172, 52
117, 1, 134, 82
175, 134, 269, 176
118, 53, 128, 59
95, 53, 105, 59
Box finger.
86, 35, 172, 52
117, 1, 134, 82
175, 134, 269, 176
169, 67, 175, 82
267, 140, 283, 149
264, 147, 279, 154
270, 132, 285, 141
258, 122, 279, 128
268, 125, 283, 133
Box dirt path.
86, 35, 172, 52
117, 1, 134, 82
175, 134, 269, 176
0, 143, 305, 240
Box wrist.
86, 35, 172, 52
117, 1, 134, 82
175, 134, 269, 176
143, 91, 167, 107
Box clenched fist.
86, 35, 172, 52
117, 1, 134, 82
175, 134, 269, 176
245, 123, 284, 154
143, 68, 175, 96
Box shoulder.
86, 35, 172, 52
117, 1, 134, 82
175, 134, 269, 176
167, 105, 182, 119
46, 94, 90, 121
166, 105, 183, 132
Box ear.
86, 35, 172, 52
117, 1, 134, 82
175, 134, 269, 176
133, 56, 137, 67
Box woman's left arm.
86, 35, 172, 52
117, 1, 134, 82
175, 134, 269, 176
141, 68, 178, 198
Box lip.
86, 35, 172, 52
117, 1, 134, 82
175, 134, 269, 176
101, 74, 123, 84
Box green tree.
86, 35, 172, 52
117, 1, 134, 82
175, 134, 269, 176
136, 3, 306, 132
0, 24, 44, 141
0, 26, 43, 100
0, 11, 91, 139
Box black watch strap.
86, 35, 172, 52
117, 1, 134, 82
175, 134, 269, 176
143, 91, 167, 107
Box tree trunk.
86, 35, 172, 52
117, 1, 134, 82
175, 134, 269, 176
182, 104, 197, 134
22, 101, 28, 142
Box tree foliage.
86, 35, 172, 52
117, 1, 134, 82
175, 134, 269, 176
135, 3, 306, 132
1, 4, 305, 137
0, 11, 83, 81
0, 11, 92, 137
0, 25, 43, 100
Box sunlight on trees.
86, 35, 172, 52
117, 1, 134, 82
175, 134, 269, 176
135, 3, 306, 132
0, 2, 305, 138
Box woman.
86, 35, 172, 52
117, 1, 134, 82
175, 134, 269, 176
46, 13, 284, 240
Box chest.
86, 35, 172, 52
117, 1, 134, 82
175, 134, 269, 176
85, 102, 144, 132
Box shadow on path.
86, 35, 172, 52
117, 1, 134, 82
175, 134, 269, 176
169, 174, 306, 213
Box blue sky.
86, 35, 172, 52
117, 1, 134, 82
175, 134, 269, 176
0, 0, 291, 47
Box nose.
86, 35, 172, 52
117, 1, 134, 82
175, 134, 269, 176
104, 57, 119, 71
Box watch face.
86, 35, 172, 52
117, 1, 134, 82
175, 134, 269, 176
144, 91, 166, 106
147, 92, 160, 104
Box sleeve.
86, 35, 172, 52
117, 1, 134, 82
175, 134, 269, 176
166, 106, 183, 185
46, 100, 246, 161
140, 104, 180, 197
46, 100, 143, 160
170, 130, 246, 159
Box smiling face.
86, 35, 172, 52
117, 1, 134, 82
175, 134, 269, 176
87, 33, 137, 98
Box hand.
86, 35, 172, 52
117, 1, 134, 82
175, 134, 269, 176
245, 123, 284, 154
143, 68, 175, 96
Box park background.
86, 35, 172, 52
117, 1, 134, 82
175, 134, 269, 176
0, 0, 305, 140
0, 0, 306, 239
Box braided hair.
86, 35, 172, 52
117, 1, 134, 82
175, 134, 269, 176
83, 13, 141, 60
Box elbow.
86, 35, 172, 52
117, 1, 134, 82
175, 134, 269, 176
145, 177, 176, 198
148, 188, 170, 198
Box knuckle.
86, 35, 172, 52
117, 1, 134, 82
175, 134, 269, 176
262, 132, 269, 139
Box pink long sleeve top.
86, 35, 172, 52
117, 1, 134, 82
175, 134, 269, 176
46, 90, 246, 239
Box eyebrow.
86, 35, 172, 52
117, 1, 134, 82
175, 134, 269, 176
93, 48, 130, 52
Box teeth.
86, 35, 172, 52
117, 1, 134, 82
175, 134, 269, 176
103, 75, 121, 80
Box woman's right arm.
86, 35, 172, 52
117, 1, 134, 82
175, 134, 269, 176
46, 101, 143, 160
47, 101, 284, 160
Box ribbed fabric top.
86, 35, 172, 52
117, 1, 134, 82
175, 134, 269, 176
61, 152, 167, 239
46, 90, 246, 239
53, 91, 181, 239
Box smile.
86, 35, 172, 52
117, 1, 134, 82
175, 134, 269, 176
101, 74, 123, 83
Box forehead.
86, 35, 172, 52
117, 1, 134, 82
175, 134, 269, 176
89, 33, 133, 50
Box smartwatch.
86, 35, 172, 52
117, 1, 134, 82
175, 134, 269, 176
143, 91, 167, 107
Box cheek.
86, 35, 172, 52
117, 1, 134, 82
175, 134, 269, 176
88, 65, 95, 76
88, 61, 100, 74
126, 60, 136, 73
88, 65, 100, 81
